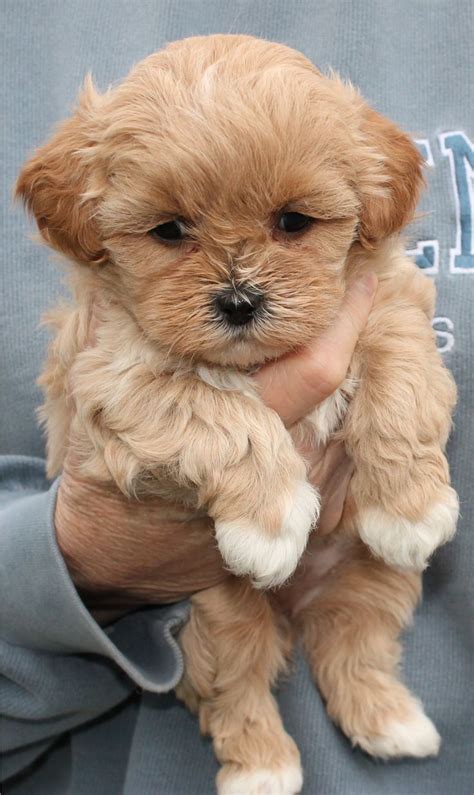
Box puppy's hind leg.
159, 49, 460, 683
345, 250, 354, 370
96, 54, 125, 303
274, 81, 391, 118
177, 580, 303, 795
298, 547, 441, 759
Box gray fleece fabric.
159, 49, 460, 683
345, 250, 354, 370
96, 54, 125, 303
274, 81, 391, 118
1, 1, 473, 793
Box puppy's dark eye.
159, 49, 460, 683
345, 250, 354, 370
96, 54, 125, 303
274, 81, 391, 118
150, 220, 187, 242
277, 212, 314, 234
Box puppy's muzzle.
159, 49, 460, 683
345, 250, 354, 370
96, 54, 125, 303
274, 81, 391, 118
213, 284, 264, 327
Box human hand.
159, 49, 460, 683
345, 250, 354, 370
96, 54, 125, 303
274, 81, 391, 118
55, 274, 376, 612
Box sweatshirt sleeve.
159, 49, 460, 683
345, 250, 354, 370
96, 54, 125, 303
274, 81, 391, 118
0, 455, 189, 782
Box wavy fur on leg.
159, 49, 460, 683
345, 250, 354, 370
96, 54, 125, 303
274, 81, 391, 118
178, 581, 302, 794
297, 540, 441, 759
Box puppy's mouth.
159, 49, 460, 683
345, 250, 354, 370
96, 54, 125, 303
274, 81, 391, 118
217, 317, 262, 340
207, 315, 294, 369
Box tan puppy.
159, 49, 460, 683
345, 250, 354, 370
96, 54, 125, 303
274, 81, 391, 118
17, 34, 458, 795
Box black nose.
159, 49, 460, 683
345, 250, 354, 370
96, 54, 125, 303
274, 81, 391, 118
214, 286, 264, 327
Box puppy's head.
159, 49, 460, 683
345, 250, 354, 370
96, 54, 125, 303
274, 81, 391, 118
16, 34, 423, 368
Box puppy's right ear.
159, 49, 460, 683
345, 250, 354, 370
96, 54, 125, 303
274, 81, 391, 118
15, 76, 107, 265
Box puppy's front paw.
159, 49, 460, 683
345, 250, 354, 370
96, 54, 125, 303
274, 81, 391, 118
358, 487, 459, 570
215, 481, 320, 588
218, 763, 303, 795
353, 700, 441, 760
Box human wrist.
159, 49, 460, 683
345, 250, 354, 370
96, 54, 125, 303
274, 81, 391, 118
55, 472, 123, 594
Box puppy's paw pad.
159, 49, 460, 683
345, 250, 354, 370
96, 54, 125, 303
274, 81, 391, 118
216, 481, 319, 588
358, 489, 458, 570
354, 706, 441, 759
218, 764, 303, 795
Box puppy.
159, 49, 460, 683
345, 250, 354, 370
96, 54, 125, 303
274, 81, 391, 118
17, 34, 458, 795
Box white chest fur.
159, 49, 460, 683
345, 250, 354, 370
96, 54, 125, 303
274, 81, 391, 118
304, 377, 357, 444
196, 365, 356, 445
195, 365, 259, 400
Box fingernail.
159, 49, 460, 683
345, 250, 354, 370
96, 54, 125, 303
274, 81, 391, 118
356, 272, 377, 295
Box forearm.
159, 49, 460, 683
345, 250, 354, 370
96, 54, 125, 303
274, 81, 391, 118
0, 455, 188, 780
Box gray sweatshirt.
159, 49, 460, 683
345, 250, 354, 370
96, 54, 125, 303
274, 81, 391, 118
1, 1, 473, 793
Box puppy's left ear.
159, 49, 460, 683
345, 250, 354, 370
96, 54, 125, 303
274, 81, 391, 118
356, 105, 424, 248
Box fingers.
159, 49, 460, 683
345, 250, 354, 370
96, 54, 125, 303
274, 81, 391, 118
254, 272, 377, 426
314, 271, 378, 379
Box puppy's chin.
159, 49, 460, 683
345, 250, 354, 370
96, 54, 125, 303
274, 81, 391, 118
199, 339, 291, 370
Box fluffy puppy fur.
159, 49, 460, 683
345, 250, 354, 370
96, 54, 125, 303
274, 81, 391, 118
17, 35, 458, 794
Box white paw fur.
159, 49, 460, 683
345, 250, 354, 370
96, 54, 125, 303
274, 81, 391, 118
354, 701, 441, 759
218, 763, 303, 795
358, 488, 459, 570
215, 480, 320, 588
